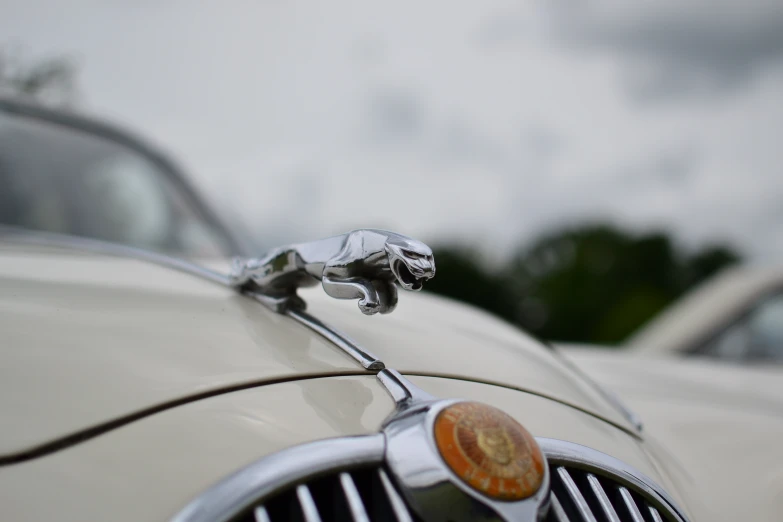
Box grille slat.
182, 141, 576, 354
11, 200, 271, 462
245, 466, 415, 522
545, 464, 680, 522
550, 493, 572, 522
230, 447, 683, 522
618, 487, 646, 522
587, 474, 622, 522
339, 472, 371, 522
557, 467, 598, 522
377, 469, 414, 522
296, 485, 322, 522
253, 506, 271, 522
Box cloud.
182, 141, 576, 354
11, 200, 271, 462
543, 0, 783, 99
364, 89, 424, 143
2, 0, 782, 263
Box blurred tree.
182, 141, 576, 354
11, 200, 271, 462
0, 46, 78, 107
683, 245, 741, 289
427, 224, 741, 346
425, 247, 518, 322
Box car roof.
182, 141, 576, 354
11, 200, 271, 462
627, 265, 783, 354
0, 96, 245, 256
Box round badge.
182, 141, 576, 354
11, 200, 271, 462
433, 402, 545, 501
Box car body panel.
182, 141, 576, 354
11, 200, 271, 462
306, 289, 637, 432
563, 348, 783, 416
0, 374, 691, 522
0, 244, 363, 457
0, 241, 637, 458
565, 348, 783, 521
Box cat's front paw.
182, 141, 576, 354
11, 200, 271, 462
229, 258, 247, 286
358, 298, 381, 315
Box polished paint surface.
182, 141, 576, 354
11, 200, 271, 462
0, 246, 361, 456
0, 241, 635, 457
305, 288, 638, 432
0, 375, 394, 522
565, 349, 783, 522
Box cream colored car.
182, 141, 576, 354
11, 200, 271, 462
1, 101, 781, 522
629, 266, 783, 364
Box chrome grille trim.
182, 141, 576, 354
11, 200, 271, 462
171, 434, 385, 522
557, 467, 597, 522
549, 493, 571, 522
252, 506, 270, 522
587, 473, 621, 522
546, 463, 685, 522
339, 472, 371, 522
295, 485, 322, 522
173, 435, 690, 522
242, 465, 415, 522
378, 469, 414, 522
619, 487, 646, 522
539, 438, 689, 522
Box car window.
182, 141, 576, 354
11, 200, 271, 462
698, 292, 783, 363
0, 109, 232, 257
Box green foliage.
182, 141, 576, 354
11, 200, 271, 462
427, 224, 741, 345
425, 248, 517, 320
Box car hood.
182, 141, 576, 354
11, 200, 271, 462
0, 241, 635, 460
562, 348, 783, 520
562, 347, 783, 416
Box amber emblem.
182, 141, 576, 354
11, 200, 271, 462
434, 402, 545, 501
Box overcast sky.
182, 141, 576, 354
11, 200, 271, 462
3, 0, 782, 260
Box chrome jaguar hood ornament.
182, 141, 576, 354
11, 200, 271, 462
230, 229, 435, 315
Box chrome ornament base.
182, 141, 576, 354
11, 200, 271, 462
379, 370, 550, 522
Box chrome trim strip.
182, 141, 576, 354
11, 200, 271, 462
287, 308, 384, 370
619, 487, 645, 522
376, 369, 436, 408
549, 494, 571, 522
339, 472, 370, 522
600, 387, 644, 432
296, 484, 323, 522
557, 467, 597, 522
171, 434, 385, 522
539, 438, 688, 522
649, 506, 664, 522
253, 506, 271, 522
552, 347, 643, 432
378, 469, 413, 522
587, 473, 621, 522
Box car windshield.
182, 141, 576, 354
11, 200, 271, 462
0, 107, 234, 258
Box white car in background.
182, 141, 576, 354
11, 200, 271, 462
627, 266, 783, 363
563, 265, 783, 366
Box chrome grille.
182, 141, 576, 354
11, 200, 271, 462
173, 436, 688, 522
234, 466, 415, 522
545, 465, 672, 522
